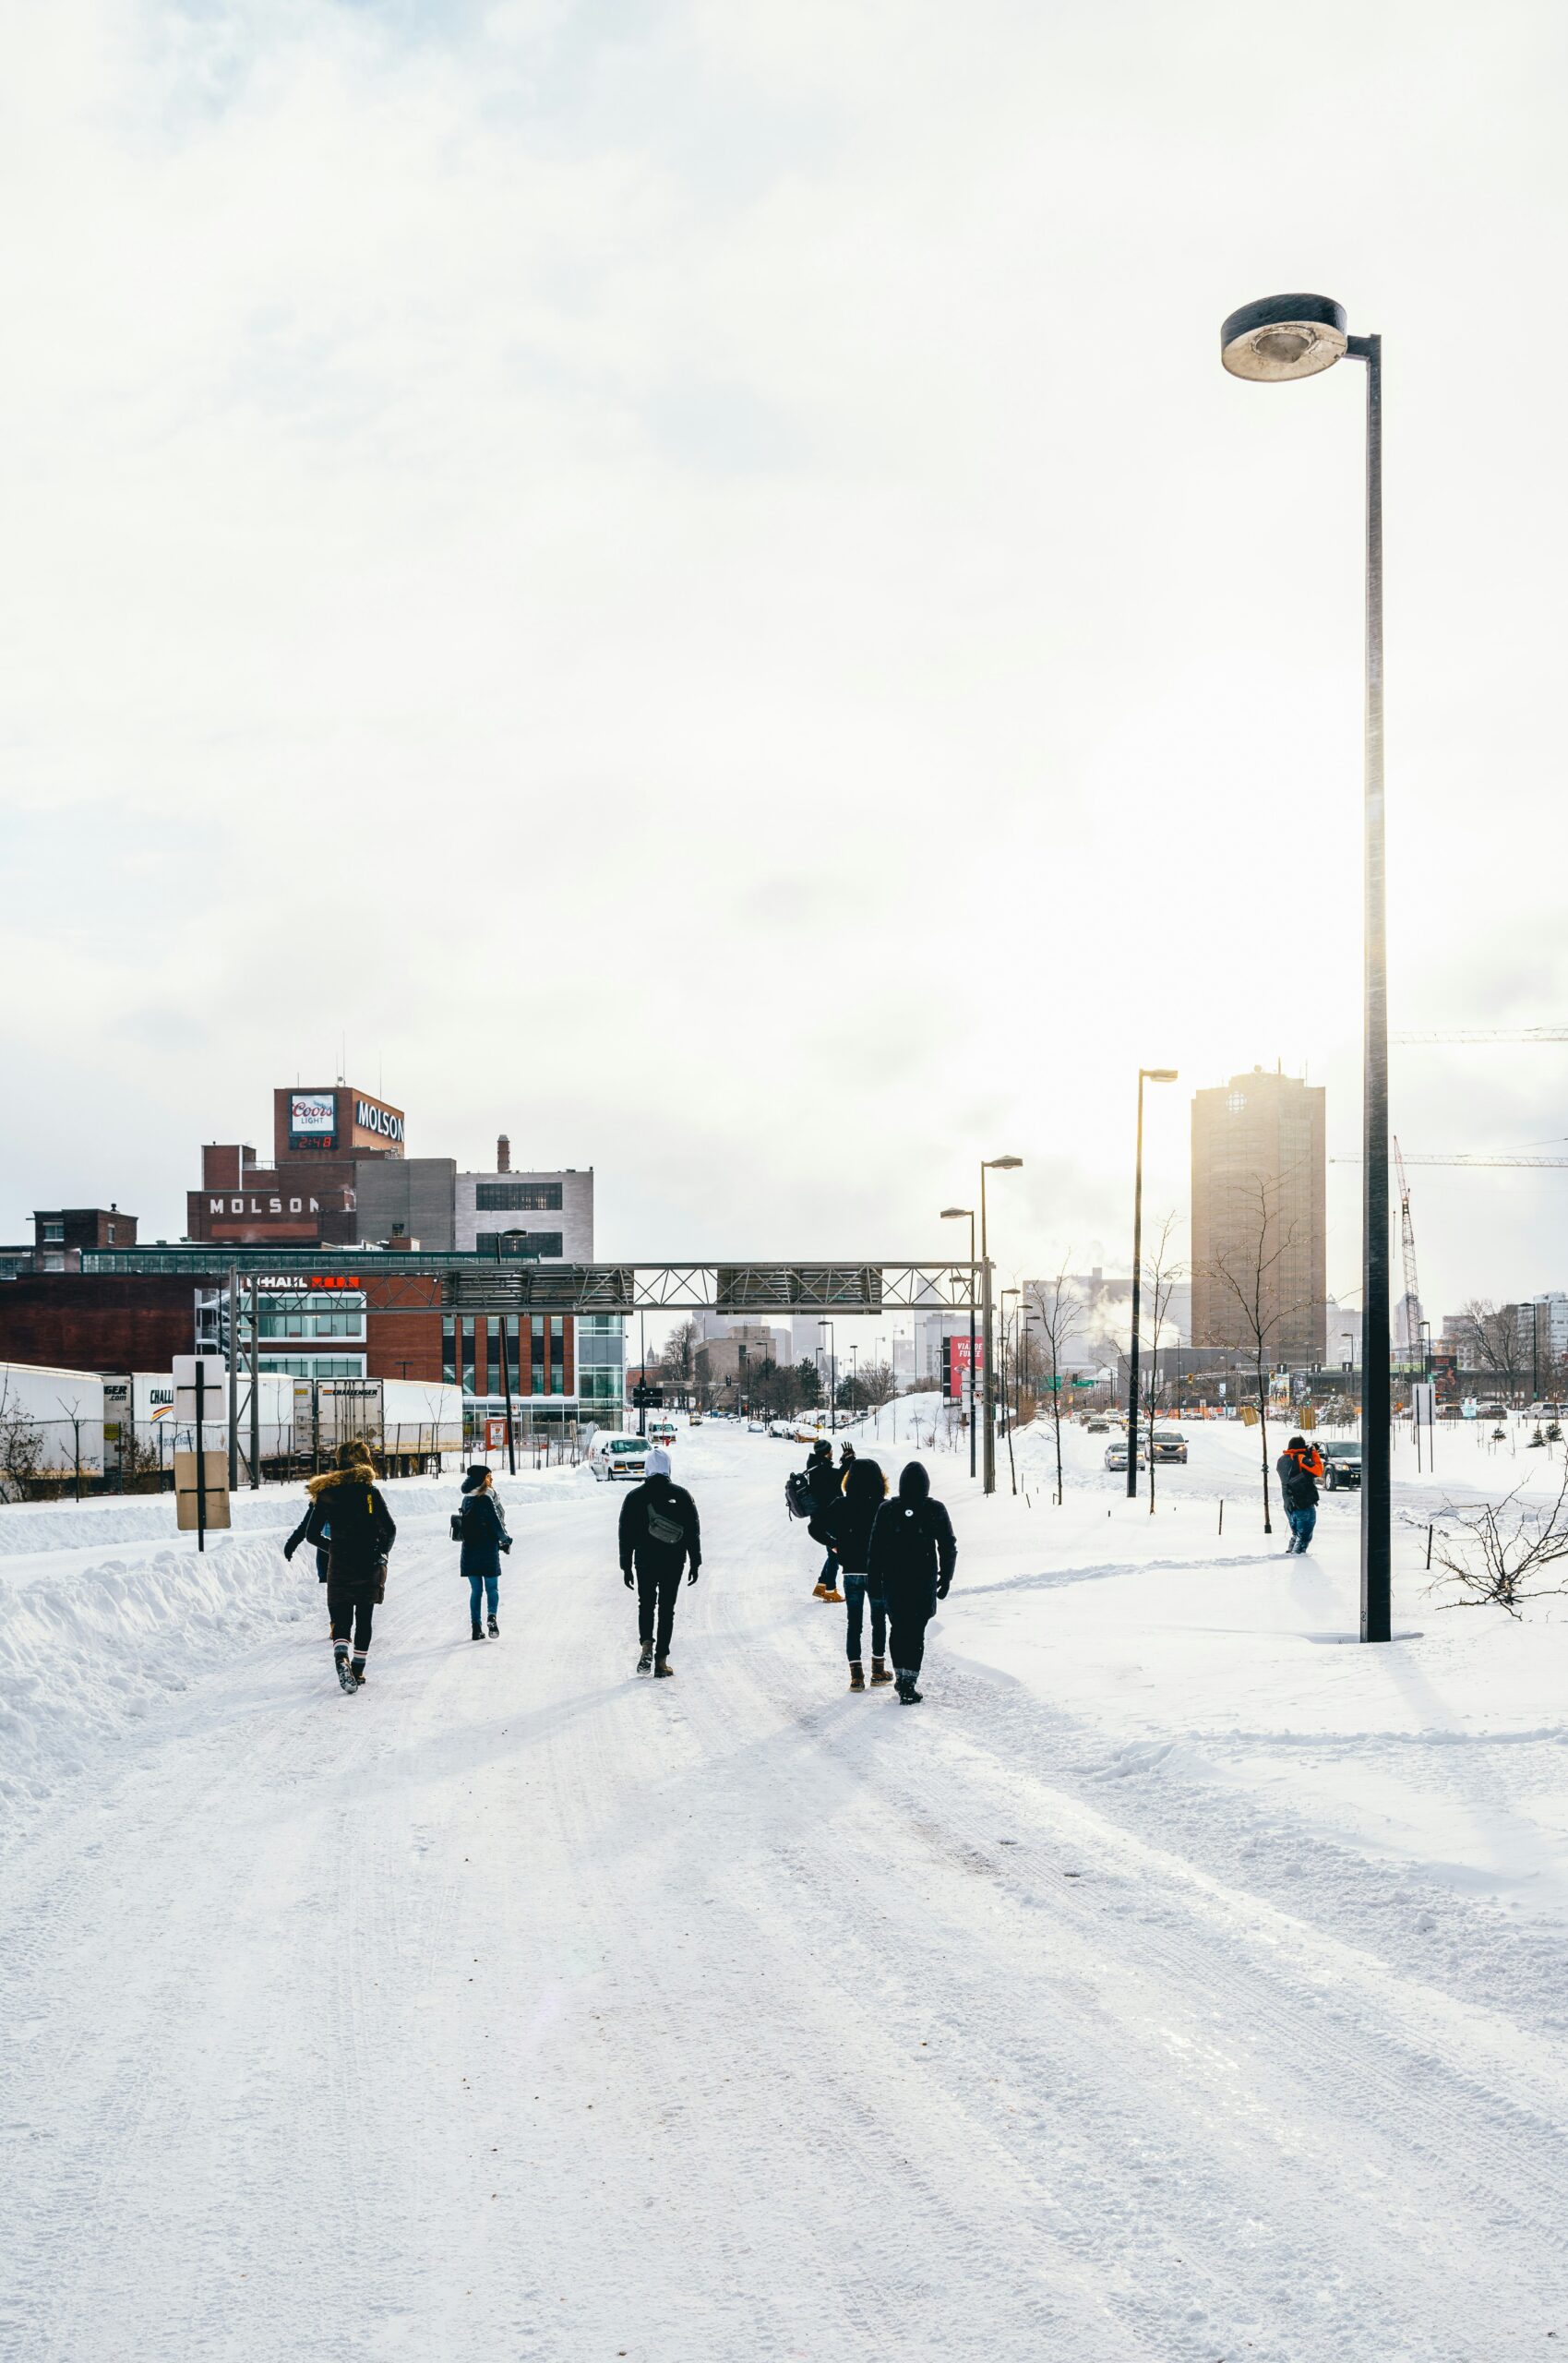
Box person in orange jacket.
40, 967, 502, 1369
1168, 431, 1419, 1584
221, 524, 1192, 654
1276, 1435, 1325, 1553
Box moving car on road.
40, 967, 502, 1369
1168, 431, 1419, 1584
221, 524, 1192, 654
1104, 1440, 1145, 1472
1149, 1429, 1189, 1465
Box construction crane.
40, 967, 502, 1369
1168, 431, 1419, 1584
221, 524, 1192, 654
1393, 1138, 1422, 1357
1332, 1150, 1568, 1168
1393, 1027, 1568, 1044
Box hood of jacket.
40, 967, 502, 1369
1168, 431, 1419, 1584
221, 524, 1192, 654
307, 1465, 374, 1500
897, 1461, 931, 1505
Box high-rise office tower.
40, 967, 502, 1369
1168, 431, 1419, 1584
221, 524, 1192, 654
1191, 1069, 1326, 1365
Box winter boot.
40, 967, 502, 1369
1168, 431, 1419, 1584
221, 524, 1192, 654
812, 1582, 832, 1601
823, 1587, 844, 1604
472, 1622, 485, 1640
350, 1656, 366, 1689
637, 1644, 653, 1674
654, 1657, 674, 1678
487, 1615, 499, 1637
848, 1661, 866, 1691
870, 1657, 892, 1685
895, 1673, 923, 1705
334, 1642, 354, 1693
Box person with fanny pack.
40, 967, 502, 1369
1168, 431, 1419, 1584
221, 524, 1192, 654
617, 1446, 701, 1677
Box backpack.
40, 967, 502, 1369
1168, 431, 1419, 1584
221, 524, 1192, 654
645, 1499, 686, 1550
785, 1469, 813, 1522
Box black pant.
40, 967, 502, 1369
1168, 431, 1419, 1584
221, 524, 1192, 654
328, 1578, 377, 1655
884, 1580, 934, 1676
635, 1557, 684, 1655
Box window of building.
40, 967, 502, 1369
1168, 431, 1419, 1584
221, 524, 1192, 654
105, 1224, 115, 1244
442, 1315, 457, 1386
42, 1221, 64, 1243
550, 1314, 565, 1396
531, 1315, 545, 1395
461, 1317, 476, 1397
257, 1309, 366, 1340
482, 1228, 564, 1259
258, 1355, 368, 1381
474, 1182, 564, 1212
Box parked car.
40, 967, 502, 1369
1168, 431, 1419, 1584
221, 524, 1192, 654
1104, 1441, 1145, 1471
1149, 1428, 1189, 1465
589, 1433, 652, 1482
747, 1419, 766, 1433
1321, 1440, 1362, 1491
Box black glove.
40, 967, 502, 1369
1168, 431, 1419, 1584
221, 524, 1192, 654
688, 1565, 700, 1587
937, 1577, 952, 1600
282, 1536, 298, 1563
501, 1537, 513, 1554
623, 1569, 634, 1589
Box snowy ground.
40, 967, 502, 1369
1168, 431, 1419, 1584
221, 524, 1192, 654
2, 1415, 1566, 2359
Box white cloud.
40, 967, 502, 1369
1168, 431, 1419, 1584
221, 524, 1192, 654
2, 0, 1565, 1309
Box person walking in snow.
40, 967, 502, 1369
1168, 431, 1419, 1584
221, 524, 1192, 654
834, 1452, 891, 1690
618, 1446, 701, 1677
804, 1437, 844, 1602
301, 1441, 398, 1692
867, 1460, 957, 1705
1276, 1435, 1324, 1554
457, 1464, 511, 1639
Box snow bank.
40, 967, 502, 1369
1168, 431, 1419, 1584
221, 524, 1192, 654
0, 1537, 307, 1821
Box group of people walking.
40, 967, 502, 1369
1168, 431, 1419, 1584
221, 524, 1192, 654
799, 1435, 957, 1704
283, 1428, 954, 1706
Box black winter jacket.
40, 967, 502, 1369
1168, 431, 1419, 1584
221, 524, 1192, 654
1277, 1446, 1323, 1511
305, 1469, 397, 1583
833, 1457, 889, 1577
868, 1464, 956, 1609
805, 1456, 843, 1519
458, 1487, 510, 1579
618, 1478, 702, 1577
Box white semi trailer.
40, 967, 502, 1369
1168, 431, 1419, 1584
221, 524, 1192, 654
0, 1361, 106, 1493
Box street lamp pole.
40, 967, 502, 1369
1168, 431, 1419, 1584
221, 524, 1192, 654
1127, 1069, 1178, 1501
819, 1319, 836, 1422
941, 1207, 977, 1479
979, 1158, 1023, 1498
1222, 293, 1390, 1642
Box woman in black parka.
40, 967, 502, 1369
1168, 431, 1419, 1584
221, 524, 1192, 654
834, 1454, 891, 1690
457, 1465, 511, 1639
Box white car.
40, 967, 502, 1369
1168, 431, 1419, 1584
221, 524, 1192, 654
589, 1434, 652, 1482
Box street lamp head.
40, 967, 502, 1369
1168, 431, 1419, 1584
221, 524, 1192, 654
984, 1156, 1023, 1170
1220, 293, 1347, 383
1143, 1068, 1179, 1084
940, 1206, 972, 1220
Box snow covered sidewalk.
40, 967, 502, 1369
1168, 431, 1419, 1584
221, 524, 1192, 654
1, 1423, 1565, 2359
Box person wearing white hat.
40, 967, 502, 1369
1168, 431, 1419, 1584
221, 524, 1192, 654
618, 1446, 702, 1676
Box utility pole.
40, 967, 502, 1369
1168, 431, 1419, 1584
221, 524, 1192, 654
248, 1275, 260, 1489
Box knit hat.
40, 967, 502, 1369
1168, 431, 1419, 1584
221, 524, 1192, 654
461, 1464, 490, 1493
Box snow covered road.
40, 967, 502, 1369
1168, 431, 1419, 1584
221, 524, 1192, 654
4, 1426, 1566, 2360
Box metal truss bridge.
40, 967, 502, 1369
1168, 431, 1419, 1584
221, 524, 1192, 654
81, 1249, 984, 1318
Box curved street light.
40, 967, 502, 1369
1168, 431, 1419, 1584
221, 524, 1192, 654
941, 1206, 978, 1479
979, 1158, 1023, 1495
1220, 291, 1389, 1644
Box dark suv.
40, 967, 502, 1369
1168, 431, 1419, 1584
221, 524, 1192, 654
1321, 1441, 1361, 1491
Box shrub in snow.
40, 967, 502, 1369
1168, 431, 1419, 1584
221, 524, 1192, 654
1424, 1465, 1568, 1616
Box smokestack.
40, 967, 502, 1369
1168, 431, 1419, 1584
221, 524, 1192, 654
497, 1134, 510, 1173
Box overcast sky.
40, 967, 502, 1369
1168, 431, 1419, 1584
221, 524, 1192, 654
4, 0, 1566, 1318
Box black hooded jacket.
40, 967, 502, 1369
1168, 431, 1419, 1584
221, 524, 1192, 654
867, 1463, 956, 1607
833, 1456, 889, 1577
303, 1465, 397, 1583
619, 1475, 702, 1577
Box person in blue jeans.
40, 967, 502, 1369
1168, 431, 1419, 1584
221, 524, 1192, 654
833, 1454, 891, 1688
458, 1465, 510, 1637
1276, 1436, 1323, 1553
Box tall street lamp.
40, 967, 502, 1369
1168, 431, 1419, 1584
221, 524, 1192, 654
980, 1158, 1023, 1497
1221, 291, 1390, 1644
1127, 1069, 1178, 1501
819, 1318, 836, 1423
941, 1206, 977, 1479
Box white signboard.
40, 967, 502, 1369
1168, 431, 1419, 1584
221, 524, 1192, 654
173, 1354, 228, 1425
290, 1092, 337, 1137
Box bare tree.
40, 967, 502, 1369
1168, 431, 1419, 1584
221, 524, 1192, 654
1136, 1215, 1184, 1514
1201, 1174, 1311, 1535
0, 1382, 45, 1503
1423, 1463, 1568, 1613
660, 1318, 700, 1407
1456, 1299, 1526, 1401
1027, 1266, 1083, 1505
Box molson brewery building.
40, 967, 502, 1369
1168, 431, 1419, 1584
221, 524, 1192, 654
0, 1086, 616, 1433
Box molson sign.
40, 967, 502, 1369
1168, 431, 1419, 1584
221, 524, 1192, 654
352, 1096, 405, 1147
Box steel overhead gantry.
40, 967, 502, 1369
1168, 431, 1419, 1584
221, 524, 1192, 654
81, 1247, 990, 1472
